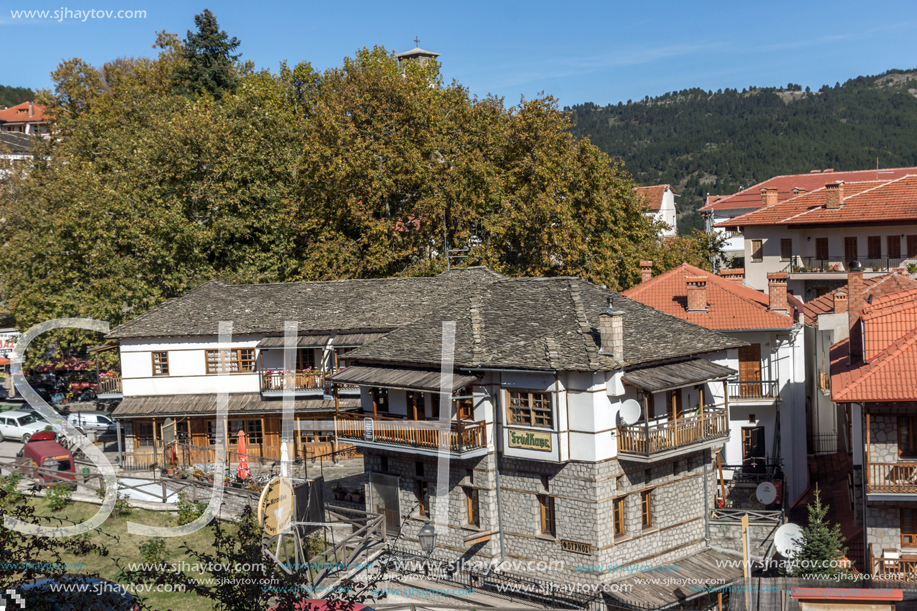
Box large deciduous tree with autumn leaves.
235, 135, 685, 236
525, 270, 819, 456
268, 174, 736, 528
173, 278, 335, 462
0, 11, 721, 360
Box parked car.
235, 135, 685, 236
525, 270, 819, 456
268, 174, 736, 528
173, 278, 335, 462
14, 576, 138, 610
0, 410, 55, 443
67, 411, 116, 435
17, 438, 76, 489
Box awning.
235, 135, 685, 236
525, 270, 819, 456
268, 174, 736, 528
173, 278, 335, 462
87, 344, 119, 354
606, 549, 743, 609
331, 332, 388, 347
623, 359, 736, 393
111, 393, 361, 419
328, 365, 479, 393
257, 335, 331, 349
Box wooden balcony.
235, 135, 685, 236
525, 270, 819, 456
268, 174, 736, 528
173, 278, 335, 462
866, 462, 917, 495
727, 379, 778, 401
617, 406, 729, 461
870, 544, 917, 582
336, 413, 487, 455
260, 370, 323, 394
97, 376, 122, 397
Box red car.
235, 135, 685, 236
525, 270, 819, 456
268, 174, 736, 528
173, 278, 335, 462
18, 439, 76, 489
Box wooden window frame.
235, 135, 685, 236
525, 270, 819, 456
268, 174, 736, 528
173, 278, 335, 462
506, 390, 554, 429
641, 489, 653, 529
845, 236, 858, 264
780, 239, 792, 261
296, 348, 317, 372
408, 391, 426, 421
908, 235, 917, 258
136, 422, 154, 447
899, 416, 917, 457
903, 508, 917, 548
298, 420, 331, 444
207, 420, 219, 446
888, 235, 902, 260
371, 388, 389, 416
750, 240, 763, 263
613, 497, 625, 538
868, 235, 882, 260
815, 237, 829, 261
151, 351, 169, 376
538, 494, 556, 537
465, 487, 480, 528
205, 348, 256, 374
246, 419, 263, 445
454, 387, 474, 421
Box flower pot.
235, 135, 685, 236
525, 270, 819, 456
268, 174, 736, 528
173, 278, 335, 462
207, 479, 213, 484
167, 469, 175, 475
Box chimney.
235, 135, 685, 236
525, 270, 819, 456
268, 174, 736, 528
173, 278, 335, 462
686, 276, 708, 312
720, 268, 745, 284
848, 266, 864, 361
767, 272, 789, 313
28, 101, 34, 118
640, 260, 653, 283
792, 187, 807, 198
598, 295, 624, 365
760, 187, 778, 208
833, 289, 847, 314
825, 182, 844, 209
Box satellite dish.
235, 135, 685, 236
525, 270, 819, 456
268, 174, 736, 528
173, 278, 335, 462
774, 523, 803, 558
756, 482, 777, 505
619, 399, 642, 426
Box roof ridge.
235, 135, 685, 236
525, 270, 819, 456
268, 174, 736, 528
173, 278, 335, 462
567, 279, 602, 371
842, 173, 914, 202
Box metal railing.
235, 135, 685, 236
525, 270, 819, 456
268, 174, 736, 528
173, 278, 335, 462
808, 433, 839, 455
617, 406, 729, 457
784, 255, 915, 274
727, 379, 778, 401
336, 413, 487, 453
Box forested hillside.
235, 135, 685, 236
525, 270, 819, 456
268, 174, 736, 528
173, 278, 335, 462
566, 69, 917, 232
0, 85, 35, 108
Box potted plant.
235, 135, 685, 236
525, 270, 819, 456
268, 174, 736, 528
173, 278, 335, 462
164, 462, 177, 476
872, 265, 881, 272
909, 263, 917, 274
206, 472, 214, 484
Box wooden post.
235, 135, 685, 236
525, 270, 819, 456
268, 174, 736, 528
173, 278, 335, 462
742, 513, 750, 611
716, 451, 726, 502
643, 395, 651, 455
717, 591, 723, 611
866, 410, 871, 492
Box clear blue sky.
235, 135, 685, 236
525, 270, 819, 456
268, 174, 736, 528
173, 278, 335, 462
2, 0, 916, 106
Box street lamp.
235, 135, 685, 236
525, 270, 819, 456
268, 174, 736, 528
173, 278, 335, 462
418, 520, 437, 556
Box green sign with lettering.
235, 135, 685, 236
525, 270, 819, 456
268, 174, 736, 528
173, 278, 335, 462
508, 429, 552, 451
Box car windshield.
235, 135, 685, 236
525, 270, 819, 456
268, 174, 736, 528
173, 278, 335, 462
17, 415, 37, 426
98, 416, 112, 424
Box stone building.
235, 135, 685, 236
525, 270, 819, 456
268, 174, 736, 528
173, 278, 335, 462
330, 276, 748, 606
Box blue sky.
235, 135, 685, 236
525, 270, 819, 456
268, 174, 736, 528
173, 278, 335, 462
2, 0, 916, 106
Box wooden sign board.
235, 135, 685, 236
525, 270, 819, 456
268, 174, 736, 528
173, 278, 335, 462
258, 476, 294, 538
507, 429, 552, 451
561, 540, 593, 555
162, 418, 175, 444
364, 418, 374, 442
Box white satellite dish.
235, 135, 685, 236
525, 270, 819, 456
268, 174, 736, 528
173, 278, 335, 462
774, 523, 803, 558
619, 399, 642, 426
756, 482, 777, 505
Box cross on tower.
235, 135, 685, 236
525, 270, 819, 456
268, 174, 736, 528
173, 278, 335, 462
414, 37, 420, 47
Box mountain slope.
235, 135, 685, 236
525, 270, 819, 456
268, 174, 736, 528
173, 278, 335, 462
566, 69, 917, 232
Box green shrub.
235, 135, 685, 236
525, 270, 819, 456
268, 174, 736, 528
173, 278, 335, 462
46, 483, 73, 511
96, 480, 131, 516
138, 538, 167, 565
176, 492, 205, 526
0, 472, 24, 510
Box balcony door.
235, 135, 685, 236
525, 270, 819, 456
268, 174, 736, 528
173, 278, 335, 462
738, 344, 762, 398
844, 237, 858, 266
742, 426, 766, 472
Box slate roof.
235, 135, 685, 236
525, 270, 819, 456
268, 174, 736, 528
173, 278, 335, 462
699, 166, 917, 213
343, 277, 745, 372
622, 359, 736, 393
634, 184, 674, 212
111, 394, 360, 419
0, 132, 35, 155
622, 263, 798, 330
803, 273, 917, 324
107, 267, 505, 339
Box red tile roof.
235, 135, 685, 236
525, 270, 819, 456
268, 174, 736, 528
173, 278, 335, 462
716, 175, 917, 229
634, 184, 673, 212
803, 273, 917, 323
699, 166, 917, 213
861, 289, 917, 361
621, 262, 797, 330
0, 101, 46, 125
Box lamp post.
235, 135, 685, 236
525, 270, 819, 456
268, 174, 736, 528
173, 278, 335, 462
418, 520, 437, 557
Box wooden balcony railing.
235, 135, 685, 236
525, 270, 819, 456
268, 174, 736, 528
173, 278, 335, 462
261, 370, 323, 393
617, 406, 728, 457
336, 413, 487, 453
97, 376, 122, 395
870, 544, 917, 581
867, 462, 917, 494
727, 379, 778, 401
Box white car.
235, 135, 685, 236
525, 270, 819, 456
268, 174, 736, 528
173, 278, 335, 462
0, 410, 56, 443
67, 412, 116, 435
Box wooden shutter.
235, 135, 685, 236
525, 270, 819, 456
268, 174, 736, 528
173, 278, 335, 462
845, 237, 858, 265
908, 235, 917, 257
815, 237, 829, 261
868, 236, 881, 259
888, 236, 902, 260
738, 344, 762, 398
751, 240, 763, 262
780, 239, 792, 261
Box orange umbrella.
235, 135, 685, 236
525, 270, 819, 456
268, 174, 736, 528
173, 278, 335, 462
237, 429, 251, 480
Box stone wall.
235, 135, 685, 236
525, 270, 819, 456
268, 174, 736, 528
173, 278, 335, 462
867, 505, 901, 552
870, 415, 898, 463
708, 519, 781, 560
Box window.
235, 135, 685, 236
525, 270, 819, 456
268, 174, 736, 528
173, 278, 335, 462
228, 420, 245, 444
380, 456, 389, 473
407, 391, 425, 420
454, 387, 474, 420
465, 488, 480, 527
372, 388, 389, 415
644, 469, 652, 486
416, 481, 430, 518
908, 235, 917, 258
538, 494, 556, 537
297, 348, 316, 371
205, 349, 255, 373
903, 509, 917, 547
136, 422, 154, 447
888, 235, 902, 260
750, 240, 763, 262
613, 497, 625, 538
899, 417, 917, 456
780, 239, 792, 261
815, 237, 829, 261
246, 420, 263, 444
335, 347, 354, 369
507, 391, 553, 428
868, 235, 882, 259
299, 420, 331, 443
152, 352, 169, 376
641, 490, 653, 529
415, 461, 424, 477
207, 421, 219, 445
844, 237, 858, 264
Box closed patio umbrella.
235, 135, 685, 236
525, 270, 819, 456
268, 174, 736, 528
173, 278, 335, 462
237, 429, 251, 480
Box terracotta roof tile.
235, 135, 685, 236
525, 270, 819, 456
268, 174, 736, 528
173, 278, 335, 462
861, 289, 917, 361
0, 102, 46, 124
803, 273, 917, 323
621, 263, 796, 330
699, 167, 917, 213
832, 330, 917, 403
634, 184, 673, 212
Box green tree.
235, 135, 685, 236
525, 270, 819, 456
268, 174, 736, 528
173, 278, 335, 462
788, 486, 856, 579
169, 8, 241, 98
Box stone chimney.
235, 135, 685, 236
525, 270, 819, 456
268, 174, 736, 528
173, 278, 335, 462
760, 187, 778, 208
720, 268, 745, 284
825, 182, 844, 209
767, 272, 789, 313
640, 260, 653, 284
833, 289, 847, 314
598, 295, 624, 365
792, 187, 807, 198
848, 266, 864, 361
686, 276, 708, 312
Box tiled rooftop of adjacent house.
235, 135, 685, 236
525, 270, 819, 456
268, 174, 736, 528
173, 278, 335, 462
634, 184, 673, 212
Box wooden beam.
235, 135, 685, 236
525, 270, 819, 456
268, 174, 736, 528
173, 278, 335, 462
716, 451, 726, 502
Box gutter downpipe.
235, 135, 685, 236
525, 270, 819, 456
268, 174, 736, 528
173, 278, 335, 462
493, 372, 506, 567
704, 448, 710, 546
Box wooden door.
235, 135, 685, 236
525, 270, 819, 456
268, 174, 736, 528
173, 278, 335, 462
738, 344, 762, 398
845, 237, 858, 266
